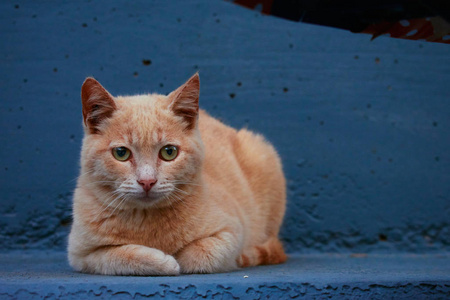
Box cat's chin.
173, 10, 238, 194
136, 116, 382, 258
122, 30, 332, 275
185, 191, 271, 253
127, 192, 171, 207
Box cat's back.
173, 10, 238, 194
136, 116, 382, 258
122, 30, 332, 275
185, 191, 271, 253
198, 110, 286, 242
197, 110, 241, 183
198, 110, 284, 186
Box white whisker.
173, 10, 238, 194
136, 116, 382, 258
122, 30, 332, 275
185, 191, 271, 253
169, 190, 185, 204
89, 180, 117, 184
171, 180, 202, 187
172, 186, 189, 195
95, 193, 123, 220
112, 195, 128, 215
66, 169, 96, 184
102, 195, 124, 219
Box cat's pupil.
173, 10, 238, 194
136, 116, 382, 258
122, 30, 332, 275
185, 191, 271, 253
166, 148, 173, 156
116, 148, 127, 157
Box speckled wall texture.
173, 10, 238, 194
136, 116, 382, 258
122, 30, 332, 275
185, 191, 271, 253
1, 0, 449, 252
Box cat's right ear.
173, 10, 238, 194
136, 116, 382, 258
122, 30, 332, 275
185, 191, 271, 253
168, 73, 200, 131
81, 78, 116, 134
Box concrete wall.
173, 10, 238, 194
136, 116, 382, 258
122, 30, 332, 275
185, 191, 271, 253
1, 0, 449, 252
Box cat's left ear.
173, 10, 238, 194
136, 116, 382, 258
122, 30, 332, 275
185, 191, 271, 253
168, 73, 200, 130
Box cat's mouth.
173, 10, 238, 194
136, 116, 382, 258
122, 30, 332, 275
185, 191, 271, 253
128, 190, 170, 203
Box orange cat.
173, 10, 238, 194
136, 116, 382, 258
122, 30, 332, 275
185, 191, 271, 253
68, 73, 287, 275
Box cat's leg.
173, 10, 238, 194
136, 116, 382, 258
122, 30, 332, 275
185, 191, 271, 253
69, 244, 180, 276
238, 237, 287, 267
175, 230, 242, 274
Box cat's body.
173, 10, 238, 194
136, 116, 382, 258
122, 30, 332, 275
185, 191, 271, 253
68, 74, 286, 275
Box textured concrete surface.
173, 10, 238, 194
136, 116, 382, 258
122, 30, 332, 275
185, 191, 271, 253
0, 252, 449, 299
1, 0, 450, 253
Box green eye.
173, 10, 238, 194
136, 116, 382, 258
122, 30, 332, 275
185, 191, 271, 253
112, 147, 131, 161
159, 145, 178, 161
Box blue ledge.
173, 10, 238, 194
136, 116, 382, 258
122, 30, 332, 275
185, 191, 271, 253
1, 251, 449, 299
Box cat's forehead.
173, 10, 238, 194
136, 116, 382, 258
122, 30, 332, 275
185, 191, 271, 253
115, 93, 167, 111
104, 94, 183, 147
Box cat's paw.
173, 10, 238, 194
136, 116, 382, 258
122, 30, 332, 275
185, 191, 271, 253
138, 247, 180, 276
69, 245, 181, 276
158, 253, 181, 276
177, 250, 237, 274
176, 240, 238, 274
157, 255, 180, 276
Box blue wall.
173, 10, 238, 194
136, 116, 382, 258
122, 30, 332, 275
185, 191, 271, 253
1, 0, 449, 252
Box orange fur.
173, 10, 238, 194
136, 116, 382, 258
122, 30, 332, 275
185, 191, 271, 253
68, 74, 287, 275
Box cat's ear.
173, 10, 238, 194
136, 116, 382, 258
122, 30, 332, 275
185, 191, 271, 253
168, 73, 200, 130
81, 77, 116, 134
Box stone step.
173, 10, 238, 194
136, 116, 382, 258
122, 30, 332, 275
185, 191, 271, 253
1, 251, 449, 299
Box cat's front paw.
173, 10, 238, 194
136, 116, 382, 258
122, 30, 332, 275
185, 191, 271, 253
175, 233, 239, 274
158, 253, 181, 275
177, 249, 237, 274
138, 247, 180, 276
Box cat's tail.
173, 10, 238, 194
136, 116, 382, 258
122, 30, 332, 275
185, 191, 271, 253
238, 237, 287, 268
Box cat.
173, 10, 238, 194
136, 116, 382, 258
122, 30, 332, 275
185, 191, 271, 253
68, 73, 287, 275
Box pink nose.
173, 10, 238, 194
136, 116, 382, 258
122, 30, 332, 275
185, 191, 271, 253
137, 179, 157, 193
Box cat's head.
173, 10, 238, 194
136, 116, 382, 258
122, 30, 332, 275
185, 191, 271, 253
79, 74, 204, 209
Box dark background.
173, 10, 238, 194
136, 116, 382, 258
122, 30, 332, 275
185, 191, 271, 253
1, 0, 449, 253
